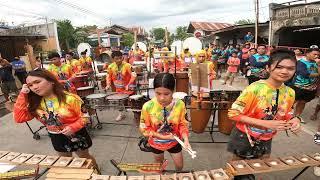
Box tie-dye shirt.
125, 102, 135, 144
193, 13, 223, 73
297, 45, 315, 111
79, 56, 93, 71
140, 98, 189, 151
228, 80, 295, 141
13, 91, 86, 134
249, 54, 270, 78
293, 58, 319, 91
107, 62, 136, 94
48, 64, 74, 80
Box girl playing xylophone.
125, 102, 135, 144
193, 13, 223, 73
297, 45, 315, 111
227, 49, 301, 179
139, 73, 190, 171
13, 69, 100, 173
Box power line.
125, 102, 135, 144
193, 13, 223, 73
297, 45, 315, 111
48, 0, 111, 25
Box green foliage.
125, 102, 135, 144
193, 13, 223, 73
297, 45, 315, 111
234, 19, 254, 25
150, 28, 166, 41
56, 19, 93, 51
173, 26, 192, 41
121, 33, 134, 47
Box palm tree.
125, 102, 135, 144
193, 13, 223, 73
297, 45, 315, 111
56, 19, 75, 50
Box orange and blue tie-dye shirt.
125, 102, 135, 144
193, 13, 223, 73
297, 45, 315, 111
13, 92, 86, 134
228, 80, 295, 141
140, 98, 189, 151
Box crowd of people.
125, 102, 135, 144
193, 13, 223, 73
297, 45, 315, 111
1, 39, 320, 177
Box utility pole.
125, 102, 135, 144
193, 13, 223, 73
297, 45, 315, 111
254, 0, 259, 46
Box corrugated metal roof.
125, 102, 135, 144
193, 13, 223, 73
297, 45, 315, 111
190, 21, 233, 32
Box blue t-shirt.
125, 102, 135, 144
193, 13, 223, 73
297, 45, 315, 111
11, 60, 26, 73
293, 59, 319, 90
249, 54, 270, 78
244, 34, 254, 42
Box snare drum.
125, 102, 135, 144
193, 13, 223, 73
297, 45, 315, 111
106, 93, 129, 110
128, 95, 149, 123
72, 75, 88, 88
190, 92, 212, 133
133, 66, 144, 74
96, 73, 107, 88
86, 93, 107, 109
76, 86, 94, 98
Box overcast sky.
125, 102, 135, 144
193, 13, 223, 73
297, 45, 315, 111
0, 0, 318, 31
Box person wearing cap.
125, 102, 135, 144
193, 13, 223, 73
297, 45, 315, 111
79, 50, 93, 72
194, 50, 216, 89
47, 52, 76, 93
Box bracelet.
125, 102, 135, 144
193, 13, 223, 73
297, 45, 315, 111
292, 116, 303, 122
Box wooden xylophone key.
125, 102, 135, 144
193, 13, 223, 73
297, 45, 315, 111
193, 171, 211, 180
68, 158, 87, 168
25, 154, 46, 165
110, 175, 127, 180
209, 168, 230, 180
52, 156, 73, 167
177, 173, 194, 180
0, 152, 21, 162
280, 156, 303, 166
91, 174, 110, 180
39, 155, 59, 166
294, 154, 319, 166
245, 159, 271, 171
11, 153, 33, 164
161, 173, 177, 180
144, 175, 161, 180
128, 176, 144, 180
0, 151, 9, 159
310, 152, 320, 161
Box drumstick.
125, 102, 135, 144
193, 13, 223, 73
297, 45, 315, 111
173, 135, 197, 159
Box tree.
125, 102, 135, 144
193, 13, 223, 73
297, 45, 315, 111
150, 28, 166, 41
174, 26, 192, 41
56, 19, 75, 50
121, 33, 134, 47
234, 19, 255, 25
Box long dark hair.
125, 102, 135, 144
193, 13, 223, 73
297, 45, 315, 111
153, 73, 175, 91
27, 69, 66, 114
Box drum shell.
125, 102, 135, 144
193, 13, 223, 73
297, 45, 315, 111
190, 96, 212, 133
73, 75, 89, 88
76, 87, 94, 98
86, 94, 107, 109
218, 103, 234, 135
106, 94, 129, 110
174, 72, 189, 94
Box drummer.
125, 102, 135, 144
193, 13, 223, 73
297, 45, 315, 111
194, 50, 216, 88
47, 52, 76, 93
65, 52, 81, 74
106, 50, 137, 121
79, 49, 93, 72
140, 73, 191, 171
13, 69, 100, 173
227, 49, 301, 179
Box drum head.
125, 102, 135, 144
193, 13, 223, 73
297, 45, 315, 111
129, 94, 144, 100
106, 93, 129, 100
173, 92, 187, 100
183, 37, 202, 55
142, 89, 155, 99
77, 86, 94, 90
86, 93, 107, 99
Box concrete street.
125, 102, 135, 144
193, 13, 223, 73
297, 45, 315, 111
0, 75, 319, 179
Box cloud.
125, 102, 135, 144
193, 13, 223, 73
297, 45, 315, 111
0, 0, 319, 32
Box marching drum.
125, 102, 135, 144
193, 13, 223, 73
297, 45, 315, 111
106, 93, 129, 110
96, 73, 107, 88
190, 92, 212, 133
128, 95, 149, 124
174, 72, 189, 94
72, 75, 88, 88
86, 93, 108, 109
76, 86, 94, 98
172, 92, 187, 103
